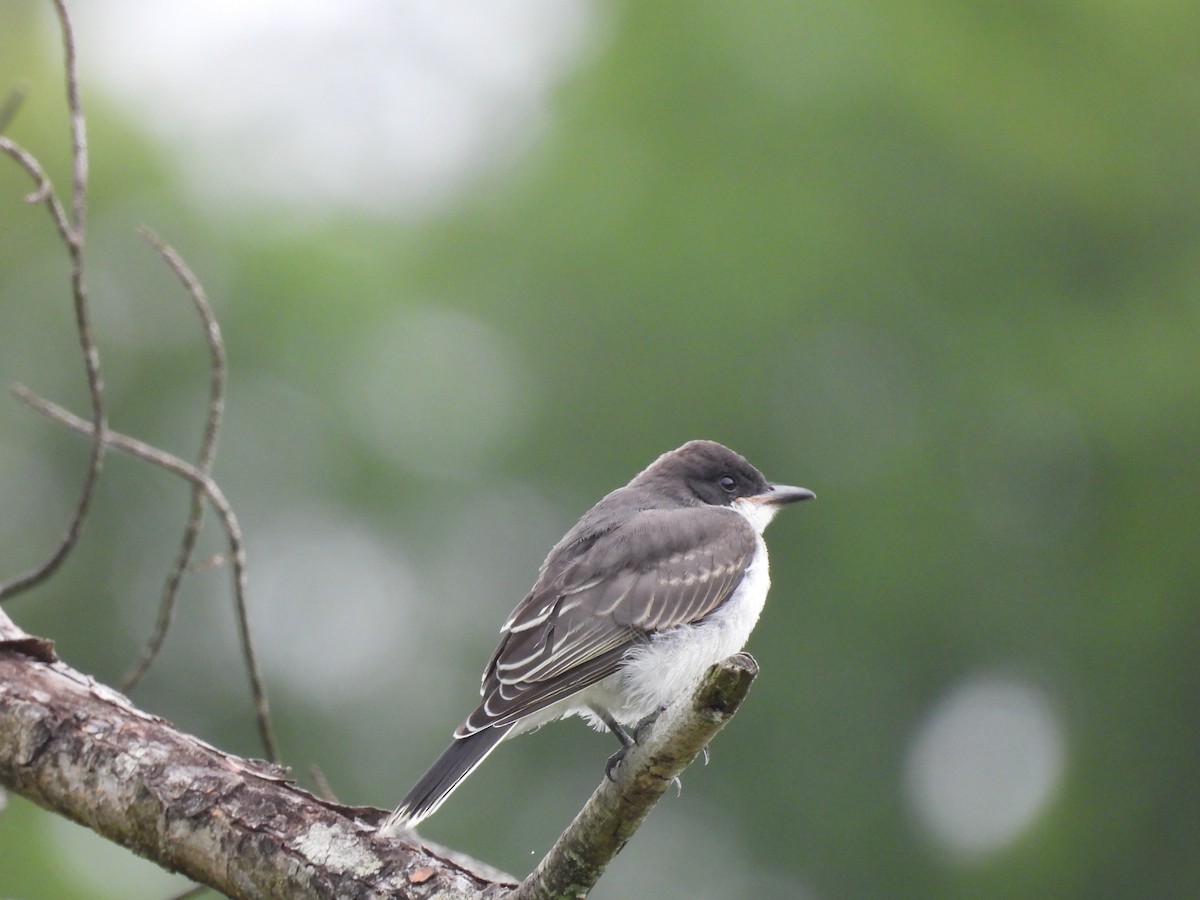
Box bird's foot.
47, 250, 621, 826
605, 745, 629, 781
596, 708, 637, 781
597, 705, 669, 781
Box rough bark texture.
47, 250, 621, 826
1, 607, 758, 899
0, 609, 514, 899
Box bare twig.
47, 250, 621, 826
54, 0, 88, 234
0, 0, 106, 602
308, 764, 339, 804
510, 654, 760, 900
12, 385, 279, 763
120, 228, 227, 693
3, 0, 274, 763
0, 135, 60, 213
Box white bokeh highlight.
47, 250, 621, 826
70, 0, 601, 218
904, 674, 1066, 860
251, 509, 422, 706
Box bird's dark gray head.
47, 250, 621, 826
632, 440, 815, 512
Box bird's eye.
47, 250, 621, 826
718, 475, 737, 493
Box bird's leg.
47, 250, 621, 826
595, 705, 693, 793
591, 704, 700, 788
590, 705, 638, 780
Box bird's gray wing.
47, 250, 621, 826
456, 506, 756, 736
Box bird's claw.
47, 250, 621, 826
604, 729, 704, 793
600, 706, 669, 781
605, 746, 628, 781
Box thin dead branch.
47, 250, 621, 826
12, 385, 279, 763
2, 0, 274, 770
309, 764, 340, 804
120, 228, 228, 694
54, 0, 88, 233
0, 132, 68, 238
0, 0, 106, 601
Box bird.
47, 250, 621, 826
379, 439, 813, 834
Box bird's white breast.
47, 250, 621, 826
510, 498, 781, 735
601, 532, 771, 722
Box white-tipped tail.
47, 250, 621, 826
378, 724, 513, 835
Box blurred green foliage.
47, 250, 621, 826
2, 2, 1198, 898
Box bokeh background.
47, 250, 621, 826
2, 2, 1198, 898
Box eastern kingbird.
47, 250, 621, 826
380, 439, 813, 834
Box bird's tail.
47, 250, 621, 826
378, 724, 513, 835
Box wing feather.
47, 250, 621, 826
464, 505, 756, 733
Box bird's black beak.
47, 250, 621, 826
755, 483, 815, 505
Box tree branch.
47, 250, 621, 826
4, 3, 276, 763
0, 0, 107, 602
512, 653, 759, 900
0, 606, 515, 899
120, 227, 228, 694
10, 384, 279, 763
2, 599, 760, 898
